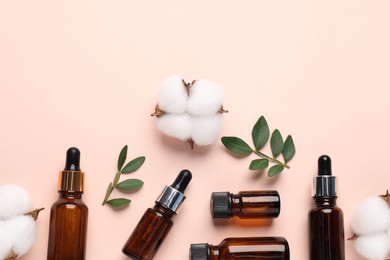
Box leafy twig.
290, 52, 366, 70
221, 116, 296, 177
102, 145, 145, 208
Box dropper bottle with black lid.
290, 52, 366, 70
47, 147, 88, 260
309, 155, 345, 260
122, 169, 192, 260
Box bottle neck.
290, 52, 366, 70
59, 191, 83, 199
231, 194, 240, 216
209, 245, 220, 260
154, 203, 175, 218
314, 196, 337, 207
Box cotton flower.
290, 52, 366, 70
351, 191, 390, 260
158, 75, 189, 114
191, 115, 223, 146
0, 222, 12, 260
157, 114, 192, 141
0, 184, 32, 220
152, 75, 227, 148
5, 216, 36, 256
351, 196, 390, 236
0, 184, 43, 260
187, 79, 224, 116
354, 233, 389, 260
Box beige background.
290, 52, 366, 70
1, 1, 390, 259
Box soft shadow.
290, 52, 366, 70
212, 217, 273, 228
249, 169, 267, 180
158, 134, 211, 155
265, 172, 282, 185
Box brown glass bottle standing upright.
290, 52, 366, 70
47, 147, 88, 260
309, 155, 345, 260
210, 190, 280, 219
190, 237, 290, 260
122, 170, 192, 260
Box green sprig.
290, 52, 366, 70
221, 116, 296, 177
102, 145, 145, 208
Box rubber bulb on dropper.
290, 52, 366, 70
64, 147, 81, 171
318, 155, 332, 176
171, 169, 192, 193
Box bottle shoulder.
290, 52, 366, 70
309, 206, 344, 216
150, 205, 175, 220
51, 197, 88, 210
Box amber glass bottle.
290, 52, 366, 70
309, 155, 345, 260
190, 237, 290, 260
47, 147, 88, 260
210, 190, 280, 219
122, 169, 192, 260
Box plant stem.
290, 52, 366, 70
102, 183, 114, 205
252, 149, 290, 169
102, 171, 123, 205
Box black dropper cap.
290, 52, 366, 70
64, 147, 81, 171
313, 155, 337, 197
155, 169, 192, 213
318, 155, 331, 176
59, 147, 84, 192
170, 169, 192, 193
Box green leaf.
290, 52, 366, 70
270, 129, 284, 157
249, 159, 269, 170
282, 135, 296, 163
116, 179, 144, 191
252, 116, 270, 150
106, 198, 131, 207
118, 145, 128, 171
121, 156, 146, 174
221, 137, 253, 156
268, 164, 284, 177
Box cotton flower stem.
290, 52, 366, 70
219, 106, 228, 114
379, 190, 390, 207
151, 105, 165, 117
347, 234, 357, 240
5, 251, 17, 260
25, 207, 45, 220
252, 150, 290, 169
182, 79, 196, 96
187, 139, 194, 150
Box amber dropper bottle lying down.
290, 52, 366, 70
210, 190, 280, 219
190, 236, 290, 260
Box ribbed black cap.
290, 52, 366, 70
189, 243, 210, 260
285, 238, 290, 260
210, 192, 232, 218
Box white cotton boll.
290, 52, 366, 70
157, 114, 192, 141
5, 215, 36, 256
187, 79, 224, 116
351, 196, 390, 236
191, 115, 223, 146
158, 74, 188, 114
353, 233, 388, 260
387, 228, 390, 251
0, 221, 12, 259
0, 184, 33, 220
